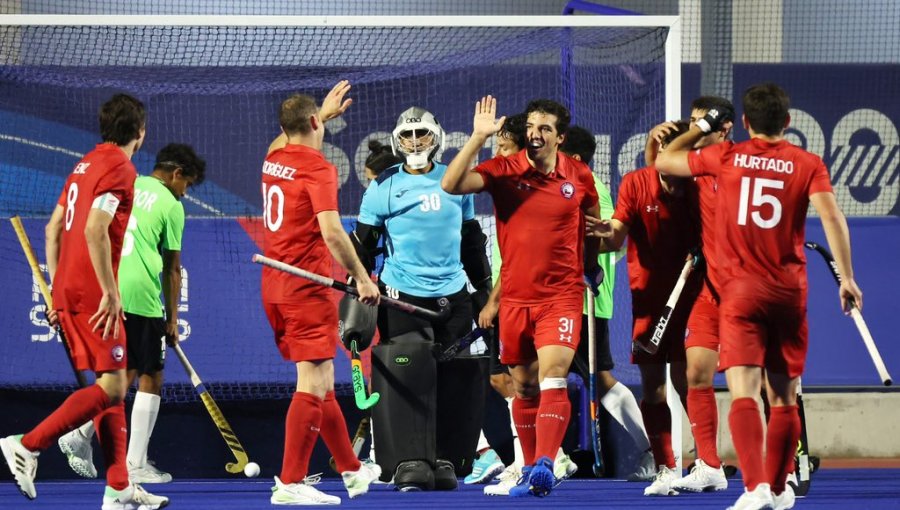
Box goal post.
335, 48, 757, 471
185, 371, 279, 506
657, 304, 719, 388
0, 15, 683, 466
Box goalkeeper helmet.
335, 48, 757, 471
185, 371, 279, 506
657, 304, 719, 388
391, 107, 444, 170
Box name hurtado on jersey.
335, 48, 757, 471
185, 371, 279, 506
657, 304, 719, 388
262, 160, 297, 180
732, 153, 795, 174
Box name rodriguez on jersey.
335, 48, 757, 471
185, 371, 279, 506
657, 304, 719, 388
262, 160, 297, 180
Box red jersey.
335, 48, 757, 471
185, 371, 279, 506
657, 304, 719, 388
52, 144, 136, 312
688, 138, 833, 292
475, 150, 598, 305
613, 166, 701, 334
261, 144, 338, 304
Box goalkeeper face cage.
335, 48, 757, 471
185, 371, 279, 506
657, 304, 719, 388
391, 106, 444, 170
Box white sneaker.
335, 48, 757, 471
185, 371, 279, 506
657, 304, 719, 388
773, 484, 796, 510
58, 428, 97, 479
553, 453, 578, 480
672, 459, 728, 492
484, 464, 520, 496
271, 475, 340, 505
626, 450, 657, 482
727, 483, 775, 510
1, 434, 39, 500
128, 461, 172, 484
342, 459, 381, 498
101, 483, 169, 510
643, 465, 679, 496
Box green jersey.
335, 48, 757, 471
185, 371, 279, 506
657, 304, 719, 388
119, 175, 185, 318
585, 174, 615, 319
488, 174, 616, 319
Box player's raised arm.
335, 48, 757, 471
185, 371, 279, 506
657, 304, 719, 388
268, 80, 353, 157
810, 191, 862, 313
441, 95, 505, 195
644, 120, 680, 166
317, 210, 380, 306
656, 107, 733, 177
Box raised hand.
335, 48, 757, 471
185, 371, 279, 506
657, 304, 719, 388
319, 80, 353, 121
473, 95, 506, 138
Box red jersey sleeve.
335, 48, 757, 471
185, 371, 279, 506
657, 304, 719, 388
808, 157, 833, 195
475, 151, 530, 193
687, 142, 730, 177
306, 162, 339, 214
612, 172, 639, 227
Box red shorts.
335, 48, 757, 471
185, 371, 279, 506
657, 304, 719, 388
718, 279, 808, 378
685, 285, 720, 352
498, 298, 582, 366
58, 310, 127, 373
264, 297, 339, 362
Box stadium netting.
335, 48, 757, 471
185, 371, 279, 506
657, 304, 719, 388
0, 16, 675, 401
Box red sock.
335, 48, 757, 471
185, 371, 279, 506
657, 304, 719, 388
512, 396, 539, 465
640, 400, 675, 468
687, 387, 721, 468
729, 397, 765, 491
94, 403, 129, 490
766, 405, 800, 495
534, 388, 570, 462
281, 392, 323, 483
319, 391, 361, 474
22, 385, 111, 451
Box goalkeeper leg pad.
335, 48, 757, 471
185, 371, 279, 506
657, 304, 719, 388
371, 338, 437, 484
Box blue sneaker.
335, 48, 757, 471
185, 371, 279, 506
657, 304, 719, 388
508, 457, 557, 498
507, 465, 534, 498
464, 449, 504, 485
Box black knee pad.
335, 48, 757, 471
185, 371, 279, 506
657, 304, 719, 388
433, 459, 458, 491
436, 357, 488, 476
394, 460, 435, 491
371, 339, 437, 482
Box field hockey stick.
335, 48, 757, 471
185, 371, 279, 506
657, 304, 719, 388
329, 416, 372, 474
252, 254, 450, 322
435, 327, 486, 362
638, 250, 701, 355
794, 378, 813, 495
586, 285, 604, 476
172, 343, 250, 474
350, 340, 380, 410
10, 216, 88, 388
804, 241, 892, 386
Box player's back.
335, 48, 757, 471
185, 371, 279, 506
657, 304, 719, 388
53, 143, 136, 312
713, 138, 832, 291
261, 144, 337, 303
119, 175, 183, 317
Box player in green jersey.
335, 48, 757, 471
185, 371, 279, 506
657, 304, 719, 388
58, 144, 206, 484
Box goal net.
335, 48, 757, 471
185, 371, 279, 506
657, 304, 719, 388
0, 15, 678, 399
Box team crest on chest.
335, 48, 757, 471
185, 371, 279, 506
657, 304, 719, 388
111, 344, 125, 362
560, 182, 575, 199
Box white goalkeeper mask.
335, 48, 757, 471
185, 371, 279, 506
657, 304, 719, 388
391, 107, 444, 170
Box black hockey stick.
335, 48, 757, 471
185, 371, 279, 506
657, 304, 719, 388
639, 250, 701, 354
803, 242, 891, 386
252, 254, 450, 322
435, 327, 487, 362
793, 379, 812, 496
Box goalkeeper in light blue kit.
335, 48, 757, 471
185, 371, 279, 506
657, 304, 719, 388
345, 107, 492, 491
